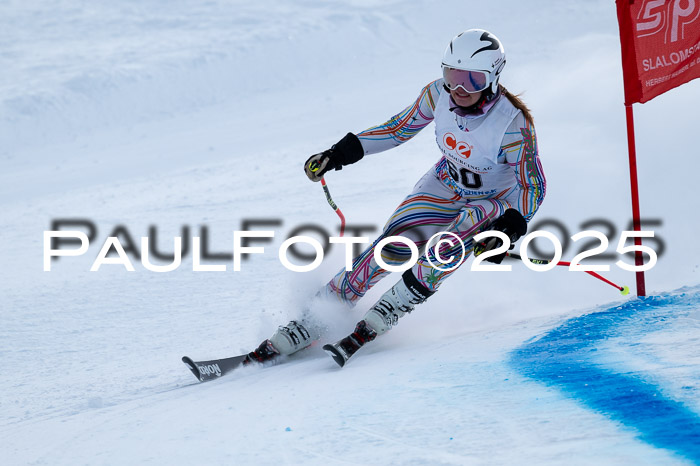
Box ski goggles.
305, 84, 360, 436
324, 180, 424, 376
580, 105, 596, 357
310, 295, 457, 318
442, 66, 490, 93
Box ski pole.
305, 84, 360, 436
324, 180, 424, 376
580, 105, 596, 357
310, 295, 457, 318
506, 252, 630, 295
308, 162, 346, 236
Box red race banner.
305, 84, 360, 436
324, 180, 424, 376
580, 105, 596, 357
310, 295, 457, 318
616, 0, 700, 104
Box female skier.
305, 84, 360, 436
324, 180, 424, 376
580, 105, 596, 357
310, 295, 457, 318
245, 29, 546, 367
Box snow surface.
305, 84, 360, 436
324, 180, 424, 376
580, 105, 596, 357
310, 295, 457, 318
1, 0, 699, 464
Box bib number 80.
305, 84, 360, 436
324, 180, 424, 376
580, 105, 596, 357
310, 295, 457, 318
447, 160, 482, 189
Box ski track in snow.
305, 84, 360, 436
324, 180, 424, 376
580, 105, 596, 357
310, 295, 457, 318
1, 0, 699, 464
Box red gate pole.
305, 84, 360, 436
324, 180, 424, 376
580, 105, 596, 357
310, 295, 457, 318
624, 103, 646, 297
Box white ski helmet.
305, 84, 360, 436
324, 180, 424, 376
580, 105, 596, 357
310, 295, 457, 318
442, 29, 506, 94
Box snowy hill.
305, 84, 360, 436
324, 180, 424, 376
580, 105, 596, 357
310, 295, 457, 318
1, 0, 699, 464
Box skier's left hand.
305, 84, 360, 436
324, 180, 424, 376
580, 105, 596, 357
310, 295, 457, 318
473, 209, 527, 264
474, 238, 515, 264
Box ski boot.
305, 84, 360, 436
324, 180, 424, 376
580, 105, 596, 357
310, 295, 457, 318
324, 270, 434, 367
244, 320, 318, 365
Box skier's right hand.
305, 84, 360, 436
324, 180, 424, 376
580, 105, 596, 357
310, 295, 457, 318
304, 150, 335, 182
303, 133, 365, 182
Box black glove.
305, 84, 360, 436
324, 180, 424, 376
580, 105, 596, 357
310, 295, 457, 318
304, 132, 364, 182
473, 209, 528, 264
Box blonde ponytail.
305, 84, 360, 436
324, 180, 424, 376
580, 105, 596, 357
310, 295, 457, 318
500, 85, 534, 125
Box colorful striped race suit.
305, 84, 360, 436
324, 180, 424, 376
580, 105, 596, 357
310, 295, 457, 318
326, 79, 546, 305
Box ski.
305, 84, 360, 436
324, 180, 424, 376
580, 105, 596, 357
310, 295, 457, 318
181, 354, 249, 382
323, 320, 377, 368
323, 343, 349, 368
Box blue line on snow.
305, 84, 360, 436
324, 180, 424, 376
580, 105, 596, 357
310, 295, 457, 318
510, 292, 700, 462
